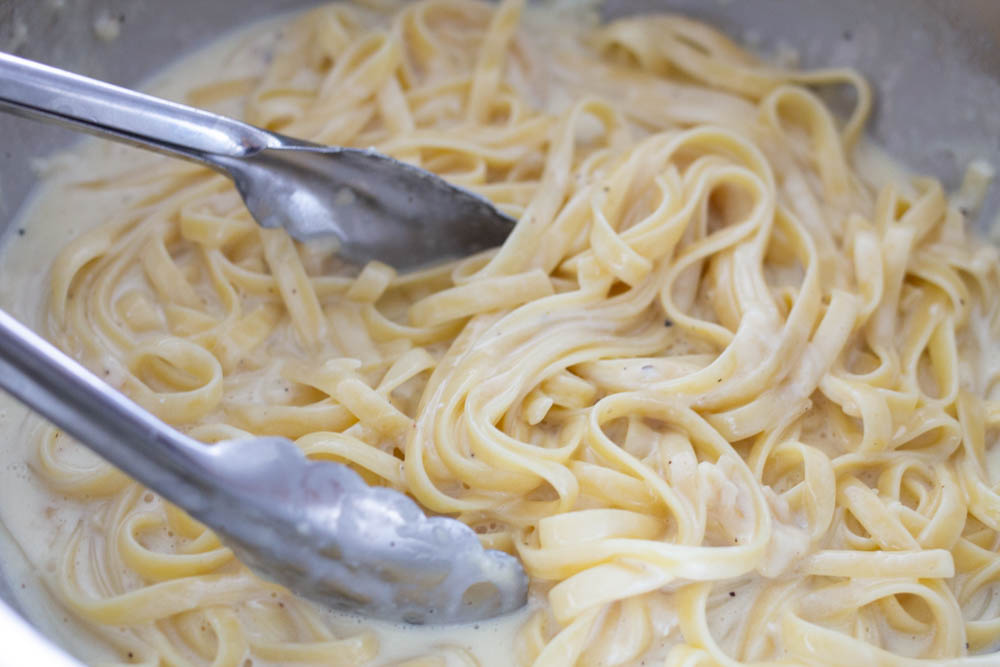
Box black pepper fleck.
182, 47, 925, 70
729, 591, 736, 597
664, 319, 673, 327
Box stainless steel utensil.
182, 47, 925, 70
0, 308, 529, 624
0, 52, 516, 270
2, 0, 999, 663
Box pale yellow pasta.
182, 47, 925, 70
6, 0, 1000, 665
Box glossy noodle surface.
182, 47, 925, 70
1, 0, 1000, 664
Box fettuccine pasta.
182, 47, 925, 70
2, 0, 1000, 665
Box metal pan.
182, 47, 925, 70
1, 0, 998, 662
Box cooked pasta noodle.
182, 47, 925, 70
2, 0, 1000, 665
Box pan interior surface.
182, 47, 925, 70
0, 1, 998, 665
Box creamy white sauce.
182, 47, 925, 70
2, 4, 996, 665
0, 14, 533, 665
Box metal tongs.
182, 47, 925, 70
0, 52, 527, 623
0, 52, 515, 270
0, 309, 527, 624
